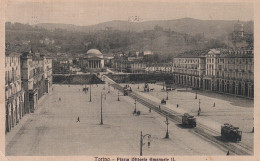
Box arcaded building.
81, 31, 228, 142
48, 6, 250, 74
203, 48, 254, 98
172, 48, 254, 98
172, 50, 206, 89
5, 53, 25, 133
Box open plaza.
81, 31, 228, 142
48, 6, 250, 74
5, 80, 253, 155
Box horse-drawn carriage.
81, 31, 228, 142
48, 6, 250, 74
123, 85, 132, 96
161, 99, 166, 104
83, 87, 89, 92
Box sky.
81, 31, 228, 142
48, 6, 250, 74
5, 0, 254, 26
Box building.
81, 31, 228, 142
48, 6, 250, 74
129, 61, 146, 73
43, 57, 53, 93
52, 58, 71, 74
145, 63, 173, 74
203, 48, 254, 98
104, 55, 114, 68
172, 50, 206, 89
233, 21, 244, 40
21, 52, 52, 113
79, 49, 105, 72
113, 59, 129, 73
5, 53, 25, 133
172, 48, 254, 98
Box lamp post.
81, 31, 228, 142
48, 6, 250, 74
166, 91, 169, 100
199, 99, 201, 110
134, 99, 137, 114
163, 81, 165, 91
140, 131, 151, 156
198, 99, 201, 116
89, 82, 92, 102
100, 92, 106, 125
165, 116, 170, 138
118, 90, 120, 101
103, 77, 106, 90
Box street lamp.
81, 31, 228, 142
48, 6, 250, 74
134, 99, 137, 114
100, 92, 106, 125
118, 90, 120, 101
166, 91, 169, 100
198, 99, 201, 116
162, 81, 165, 91
103, 78, 106, 90
199, 99, 201, 110
140, 131, 151, 156
89, 83, 92, 102
164, 116, 170, 139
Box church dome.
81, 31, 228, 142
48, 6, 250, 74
86, 49, 103, 58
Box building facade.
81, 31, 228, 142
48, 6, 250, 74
172, 48, 254, 98
172, 51, 206, 89
145, 63, 173, 74
203, 48, 254, 98
5, 53, 25, 133
21, 52, 52, 113
44, 57, 53, 93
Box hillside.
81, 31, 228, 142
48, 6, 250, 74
6, 18, 253, 60
36, 18, 254, 39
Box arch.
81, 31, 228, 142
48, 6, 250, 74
245, 82, 248, 97
252, 84, 254, 97
227, 81, 230, 93
222, 80, 224, 92
238, 82, 242, 95
232, 82, 235, 94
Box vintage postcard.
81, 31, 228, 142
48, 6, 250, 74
0, 0, 259, 161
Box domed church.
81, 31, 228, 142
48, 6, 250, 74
86, 49, 104, 68
80, 49, 105, 72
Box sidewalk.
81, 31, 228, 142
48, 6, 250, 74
5, 90, 53, 146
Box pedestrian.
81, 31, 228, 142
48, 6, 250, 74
213, 102, 215, 107
226, 151, 229, 156
177, 104, 179, 108
197, 110, 200, 116
59, 97, 61, 101
76, 116, 80, 122
149, 108, 151, 113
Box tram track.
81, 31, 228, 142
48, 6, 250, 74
106, 76, 253, 155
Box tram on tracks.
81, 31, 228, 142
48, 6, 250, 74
221, 123, 242, 141
182, 113, 196, 127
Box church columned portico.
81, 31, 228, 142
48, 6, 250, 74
89, 60, 102, 68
